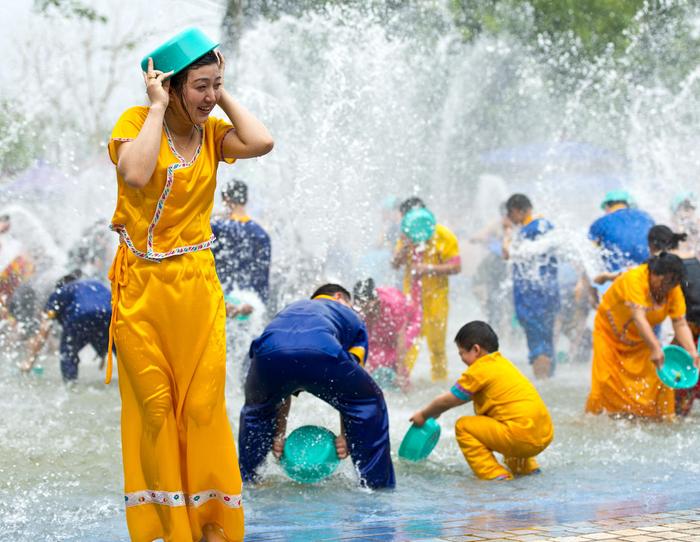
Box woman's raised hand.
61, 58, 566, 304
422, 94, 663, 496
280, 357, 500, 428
143, 57, 173, 109
215, 50, 226, 81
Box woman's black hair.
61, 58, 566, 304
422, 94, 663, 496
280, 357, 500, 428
647, 252, 686, 285
169, 50, 219, 94
311, 283, 351, 301
648, 224, 687, 252
454, 321, 499, 353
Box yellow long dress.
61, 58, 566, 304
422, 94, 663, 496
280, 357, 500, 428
107, 106, 244, 542
397, 223, 460, 381
585, 264, 686, 418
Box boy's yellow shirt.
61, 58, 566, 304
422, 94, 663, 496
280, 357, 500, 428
397, 223, 460, 295
451, 351, 554, 446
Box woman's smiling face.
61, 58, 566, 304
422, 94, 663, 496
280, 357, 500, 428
173, 63, 222, 124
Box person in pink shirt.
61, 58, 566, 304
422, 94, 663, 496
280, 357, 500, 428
353, 278, 421, 390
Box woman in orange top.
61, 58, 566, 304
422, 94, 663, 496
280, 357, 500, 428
586, 253, 700, 419
107, 45, 272, 542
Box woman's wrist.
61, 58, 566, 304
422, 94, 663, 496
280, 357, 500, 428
148, 103, 167, 115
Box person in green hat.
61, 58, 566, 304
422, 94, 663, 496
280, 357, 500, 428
589, 189, 655, 280
107, 28, 273, 542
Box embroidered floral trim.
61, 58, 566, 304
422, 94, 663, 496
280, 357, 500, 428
125, 490, 186, 508
110, 123, 216, 262
605, 310, 642, 346
112, 137, 135, 142
124, 489, 242, 509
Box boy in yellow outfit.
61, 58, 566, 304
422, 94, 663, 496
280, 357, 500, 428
410, 321, 553, 480
393, 199, 461, 381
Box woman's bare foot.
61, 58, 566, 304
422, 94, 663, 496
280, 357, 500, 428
202, 523, 230, 542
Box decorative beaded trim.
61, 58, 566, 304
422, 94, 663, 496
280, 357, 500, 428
124, 489, 242, 509
188, 489, 243, 509
605, 310, 642, 346
110, 122, 217, 262
125, 490, 186, 508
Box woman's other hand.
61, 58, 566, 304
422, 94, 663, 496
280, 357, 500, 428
143, 57, 173, 110
650, 345, 665, 369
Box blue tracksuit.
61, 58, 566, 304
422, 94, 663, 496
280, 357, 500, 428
45, 279, 112, 381
239, 297, 396, 489
211, 216, 271, 303
512, 218, 560, 367
588, 208, 654, 272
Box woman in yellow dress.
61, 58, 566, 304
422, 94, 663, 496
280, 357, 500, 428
106, 38, 273, 542
586, 253, 700, 418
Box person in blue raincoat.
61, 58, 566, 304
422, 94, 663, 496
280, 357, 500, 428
589, 189, 655, 279
238, 283, 395, 489
21, 270, 112, 381
211, 179, 271, 304
503, 194, 560, 380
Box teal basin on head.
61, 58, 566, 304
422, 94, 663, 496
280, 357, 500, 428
140, 27, 218, 76
281, 425, 340, 484
401, 208, 436, 244
658, 345, 699, 389
398, 418, 440, 462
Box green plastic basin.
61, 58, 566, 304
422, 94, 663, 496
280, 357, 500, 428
281, 425, 339, 484
398, 418, 440, 462
658, 345, 699, 389
140, 27, 218, 76
401, 208, 436, 244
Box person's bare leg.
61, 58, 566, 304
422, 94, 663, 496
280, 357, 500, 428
532, 355, 551, 380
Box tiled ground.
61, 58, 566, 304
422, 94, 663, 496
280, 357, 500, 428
356, 509, 700, 541
248, 508, 700, 541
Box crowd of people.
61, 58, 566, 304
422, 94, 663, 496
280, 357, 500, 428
2, 30, 700, 542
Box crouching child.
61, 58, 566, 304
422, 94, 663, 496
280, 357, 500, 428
410, 320, 553, 480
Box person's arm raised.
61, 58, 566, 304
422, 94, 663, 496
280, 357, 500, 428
116, 58, 173, 189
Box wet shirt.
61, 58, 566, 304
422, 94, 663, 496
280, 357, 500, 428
589, 208, 654, 272
682, 258, 700, 325
45, 279, 112, 329
450, 351, 553, 445
512, 217, 560, 311
597, 264, 685, 345
250, 297, 369, 365
398, 223, 461, 296
211, 215, 271, 303
107, 106, 235, 260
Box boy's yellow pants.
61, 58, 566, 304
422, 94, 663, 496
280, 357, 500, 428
455, 415, 546, 480
404, 287, 448, 381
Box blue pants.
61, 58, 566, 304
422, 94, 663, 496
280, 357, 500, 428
60, 313, 111, 381
516, 305, 557, 368
239, 349, 395, 489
